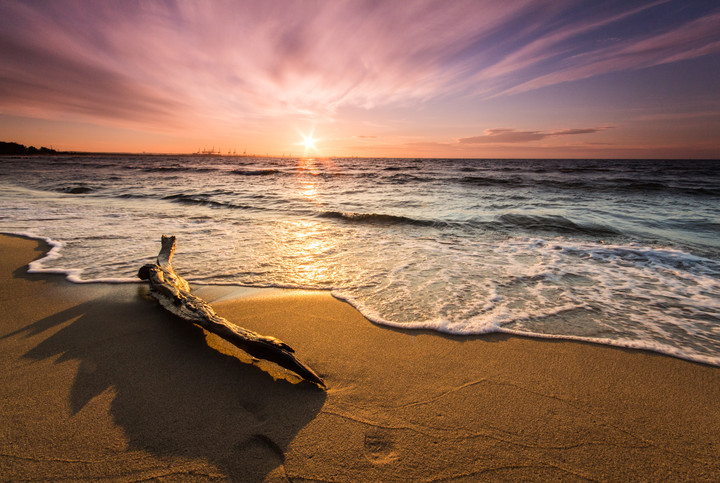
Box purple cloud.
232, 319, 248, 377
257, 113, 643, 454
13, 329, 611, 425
0, 0, 718, 131
459, 127, 611, 144
499, 10, 720, 96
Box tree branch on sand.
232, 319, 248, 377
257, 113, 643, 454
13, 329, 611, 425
138, 235, 326, 388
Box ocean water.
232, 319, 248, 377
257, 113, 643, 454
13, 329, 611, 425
1, 155, 719, 365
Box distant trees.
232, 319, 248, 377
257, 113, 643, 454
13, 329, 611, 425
0, 141, 57, 155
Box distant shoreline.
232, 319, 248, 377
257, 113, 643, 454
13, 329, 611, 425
2, 142, 718, 160
0, 141, 58, 156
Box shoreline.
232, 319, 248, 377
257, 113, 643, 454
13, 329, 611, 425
9, 230, 720, 369
2, 233, 720, 480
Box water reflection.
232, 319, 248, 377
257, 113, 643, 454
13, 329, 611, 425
296, 158, 320, 203
300, 179, 317, 201
274, 219, 338, 287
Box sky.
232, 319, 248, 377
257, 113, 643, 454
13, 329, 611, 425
1, 0, 719, 158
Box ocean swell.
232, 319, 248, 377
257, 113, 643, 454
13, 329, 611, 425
317, 210, 445, 227
498, 213, 620, 237
162, 194, 254, 210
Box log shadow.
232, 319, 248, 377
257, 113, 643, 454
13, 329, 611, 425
14, 289, 326, 480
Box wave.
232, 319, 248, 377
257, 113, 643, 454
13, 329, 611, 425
124, 165, 219, 173
3, 232, 138, 283
556, 167, 614, 174
498, 214, 620, 237
385, 173, 424, 184
611, 180, 720, 197
315, 210, 622, 236
455, 174, 720, 198
559, 243, 720, 274
383, 165, 421, 172
162, 194, 253, 210
230, 168, 280, 176
617, 180, 668, 191
685, 187, 720, 197
670, 219, 720, 234
460, 176, 525, 187
317, 210, 445, 227
59, 186, 95, 194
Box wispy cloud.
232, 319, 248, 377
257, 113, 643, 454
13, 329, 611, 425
499, 10, 720, 96
631, 109, 720, 122
458, 1, 670, 93
459, 127, 612, 144
1, 0, 510, 126
0, 0, 718, 131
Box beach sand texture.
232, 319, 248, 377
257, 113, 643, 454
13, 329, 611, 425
1, 233, 719, 481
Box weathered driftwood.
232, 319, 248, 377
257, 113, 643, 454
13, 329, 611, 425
138, 235, 325, 388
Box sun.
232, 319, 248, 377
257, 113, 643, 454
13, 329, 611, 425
302, 134, 316, 151
296, 126, 320, 155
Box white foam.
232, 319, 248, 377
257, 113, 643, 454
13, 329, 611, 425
1, 170, 719, 367
333, 236, 720, 366
6, 232, 140, 284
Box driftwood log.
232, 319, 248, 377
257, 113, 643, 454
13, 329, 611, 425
138, 235, 325, 388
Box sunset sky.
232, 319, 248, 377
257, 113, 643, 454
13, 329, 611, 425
1, 0, 719, 158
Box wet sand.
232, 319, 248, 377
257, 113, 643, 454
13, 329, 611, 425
1, 233, 719, 481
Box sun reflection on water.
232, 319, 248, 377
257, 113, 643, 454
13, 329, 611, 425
274, 219, 338, 287
299, 178, 318, 201
296, 158, 320, 203
262, 157, 346, 286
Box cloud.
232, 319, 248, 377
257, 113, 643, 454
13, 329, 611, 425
459, 127, 611, 144
465, 1, 668, 86
0, 33, 187, 128
631, 109, 720, 122
1, 0, 520, 126
0, 1, 718, 131
499, 10, 720, 96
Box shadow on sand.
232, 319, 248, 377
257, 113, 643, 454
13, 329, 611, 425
13, 287, 326, 480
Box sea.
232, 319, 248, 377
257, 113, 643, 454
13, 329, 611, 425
1, 155, 719, 366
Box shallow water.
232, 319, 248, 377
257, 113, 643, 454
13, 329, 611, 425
1, 155, 719, 365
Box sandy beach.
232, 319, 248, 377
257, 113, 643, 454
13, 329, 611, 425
1, 233, 719, 481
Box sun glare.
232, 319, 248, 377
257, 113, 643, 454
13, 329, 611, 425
302, 135, 316, 151
296, 126, 320, 155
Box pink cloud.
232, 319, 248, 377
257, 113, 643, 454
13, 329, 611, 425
3, 1, 529, 127
0, 0, 718, 134
459, 127, 612, 144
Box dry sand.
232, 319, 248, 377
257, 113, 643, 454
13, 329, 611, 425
1, 233, 719, 481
